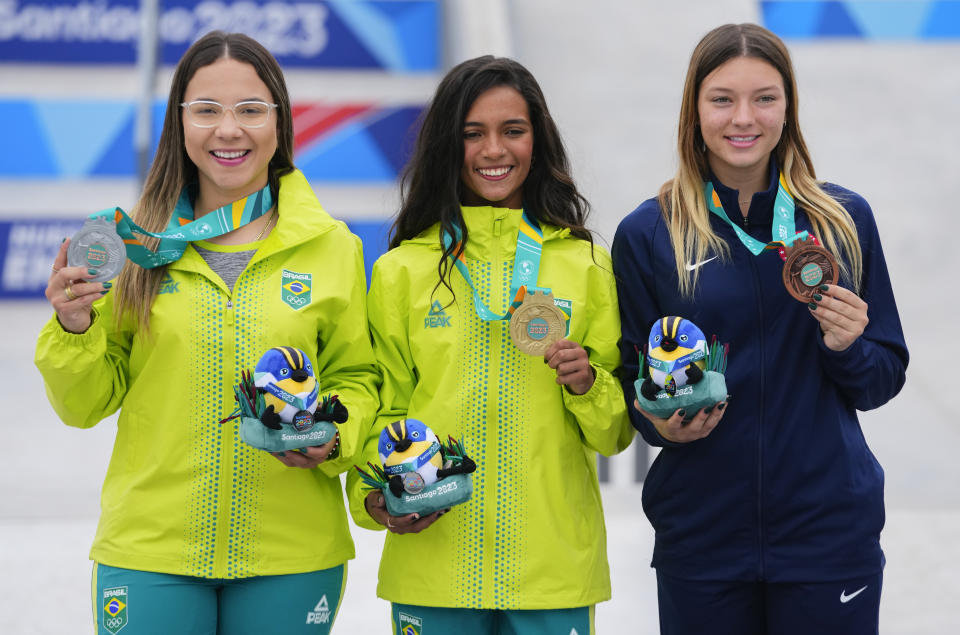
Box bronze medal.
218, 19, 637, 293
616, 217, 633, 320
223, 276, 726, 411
509, 290, 566, 355
781, 236, 839, 302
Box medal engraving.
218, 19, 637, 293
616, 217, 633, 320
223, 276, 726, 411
509, 290, 566, 355
782, 236, 838, 302
68, 216, 126, 282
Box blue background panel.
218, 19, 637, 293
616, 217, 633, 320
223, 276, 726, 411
923, 1, 960, 35
0, 102, 58, 176
761, 1, 960, 39
0, 0, 438, 70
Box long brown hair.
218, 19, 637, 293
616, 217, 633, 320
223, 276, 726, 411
661, 23, 862, 296
114, 31, 295, 331
391, 56, 593, 300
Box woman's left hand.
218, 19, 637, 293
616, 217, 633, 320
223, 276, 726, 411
808, 284, 869, 351
271, 433, 338, 469
545, 339, 595, 395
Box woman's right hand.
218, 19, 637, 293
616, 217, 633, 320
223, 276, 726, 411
46, 238, 108, 334
364, 490, 446, 535
634, 399, 727, 443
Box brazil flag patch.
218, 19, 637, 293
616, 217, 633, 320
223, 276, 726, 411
102, 586, 128, 634
281, 269, 312, 310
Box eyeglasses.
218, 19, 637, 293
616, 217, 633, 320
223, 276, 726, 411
181, 100, 278, 128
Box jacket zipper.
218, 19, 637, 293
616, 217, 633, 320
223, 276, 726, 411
745, 232, 766, 579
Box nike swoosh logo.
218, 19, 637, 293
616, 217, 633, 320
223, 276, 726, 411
684, 256, 718, 271
840, 585, 868, 603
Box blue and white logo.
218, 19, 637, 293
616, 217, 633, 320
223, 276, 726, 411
424, 300, 451, 328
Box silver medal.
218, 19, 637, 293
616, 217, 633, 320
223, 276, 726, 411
67, 216, 127, 282
402, 472, 426, 494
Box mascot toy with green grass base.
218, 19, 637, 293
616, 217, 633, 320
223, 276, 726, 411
221, 346, 347, 453
355, 419, 477, 516
635, 316, 728, 423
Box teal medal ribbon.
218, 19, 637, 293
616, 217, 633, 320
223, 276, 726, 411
383, 440, 441, 476
704, 173, 809, 260
442, 210, 549, 320
89, 183, 274, 269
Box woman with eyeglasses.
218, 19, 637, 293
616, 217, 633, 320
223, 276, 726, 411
35, 31, 377, 634
612, 24, 908, 634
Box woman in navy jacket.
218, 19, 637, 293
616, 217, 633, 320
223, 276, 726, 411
612, 23, 908, 635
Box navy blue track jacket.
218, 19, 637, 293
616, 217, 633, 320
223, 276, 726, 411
611, 165, 908, 582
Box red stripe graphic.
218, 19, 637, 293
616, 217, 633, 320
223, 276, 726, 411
292, 103, 376, 152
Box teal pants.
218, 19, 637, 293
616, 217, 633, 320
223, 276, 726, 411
391, 603, 594, 635
92, 562, 346, 635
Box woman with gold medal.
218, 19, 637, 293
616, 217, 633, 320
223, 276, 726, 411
347, 56, 633, 634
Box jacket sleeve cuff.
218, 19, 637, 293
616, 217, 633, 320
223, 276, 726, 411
646, 421, 687, 448
346, 473, 388, 531
816, 332, 866, 374
315, 422, 351, 478
562, 364, 635, 456
37, 309, 106, 367
561, 362, 606, 404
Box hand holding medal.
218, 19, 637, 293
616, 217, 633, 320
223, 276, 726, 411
704, 175, 868, 353
46, 237, 112, 334
806, 283, 869, 351
544, 338, 595, 395
48, 184, 275, 333
705, 174, 840, 303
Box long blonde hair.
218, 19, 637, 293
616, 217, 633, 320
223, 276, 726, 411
661, 23, 862, 297
113, 31, 295, 331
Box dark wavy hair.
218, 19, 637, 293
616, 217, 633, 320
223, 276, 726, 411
390, 55, 592, 298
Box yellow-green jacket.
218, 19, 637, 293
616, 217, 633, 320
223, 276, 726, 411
347, 206, 633, 609
35, 170, 378, 579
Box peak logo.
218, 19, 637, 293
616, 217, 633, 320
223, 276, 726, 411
306, 595, 331, 624
424, 300, 451, 328
158, 272, 179, 294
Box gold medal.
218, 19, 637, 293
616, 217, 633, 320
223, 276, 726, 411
509, 290, 566, 355
781, 236, 839, 302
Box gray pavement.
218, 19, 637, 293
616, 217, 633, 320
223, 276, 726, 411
3, 0, 960, 632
